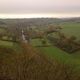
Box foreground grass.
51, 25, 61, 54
0, 40, 80, 80
0, 42, 69, 80
38, 46, 80, 71
31, 39, 80, 70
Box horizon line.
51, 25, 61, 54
0, 13, 80, 19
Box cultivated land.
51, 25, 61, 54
0, 18, 80, 80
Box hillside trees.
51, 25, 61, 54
48, 27, 80, 53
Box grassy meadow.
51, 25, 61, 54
61, 23, 80, 39
31, 22, 80, 70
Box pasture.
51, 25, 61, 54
61, 22, 80, 39
0, 28, 5, 32
0, 40, 22, 53
31, 23, 80, 70
31, 39, 80, 70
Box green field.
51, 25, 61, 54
0, 40, 22, 53
31, 39, 80, 70
61, 23, 80, 39
0, 40, 13, 47
31, 39, 51, 46
31, 23, 80, 70
0, 28, 6, 33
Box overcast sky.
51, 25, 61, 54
0, 0, 80, 18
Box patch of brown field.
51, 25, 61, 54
0, 43, 80, 80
